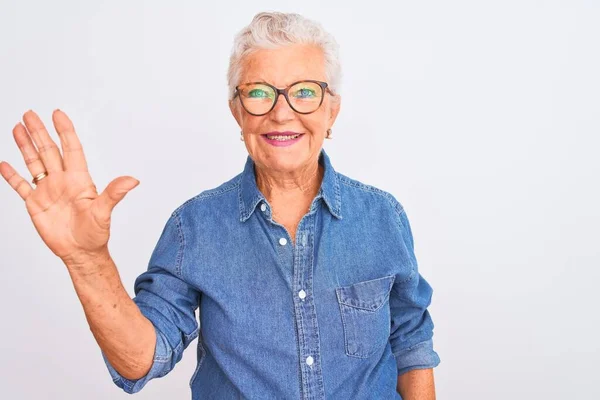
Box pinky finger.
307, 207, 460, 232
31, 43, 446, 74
0, 161, 33, 200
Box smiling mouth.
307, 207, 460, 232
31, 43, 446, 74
262, 132, 304, 141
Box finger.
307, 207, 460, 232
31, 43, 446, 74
0, 161, 34, 201
51, 109, 88, 172
96, 176, 140, 218
13, 122, 47, 179
22, 110, 64, 172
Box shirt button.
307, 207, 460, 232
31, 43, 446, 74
260, 203, 267, 212
279, 237, 287, 246
298, 290, 306, 299
306, 356, 314, 366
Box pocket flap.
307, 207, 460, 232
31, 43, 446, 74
336, 274, 395, 311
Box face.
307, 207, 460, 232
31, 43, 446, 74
229, 44, 341, 175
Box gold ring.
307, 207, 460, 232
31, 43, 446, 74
32, 171, 48, 185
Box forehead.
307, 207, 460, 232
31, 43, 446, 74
240, 44, 326, 87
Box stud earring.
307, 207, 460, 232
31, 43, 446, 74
325, 128, 332, 139
240, 131, 244, 141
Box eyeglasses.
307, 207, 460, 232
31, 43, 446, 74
233, 80, 333, 116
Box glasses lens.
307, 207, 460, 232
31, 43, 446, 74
238, 83, 276, 115
288, 81, 323, 113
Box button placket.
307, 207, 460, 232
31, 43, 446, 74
261, 200, 322, 396
291, 214, 325, 399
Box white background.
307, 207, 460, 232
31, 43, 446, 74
1, 0, 598, 399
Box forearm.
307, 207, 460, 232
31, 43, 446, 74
65, 250, 156, 380
397, 368, 436, 399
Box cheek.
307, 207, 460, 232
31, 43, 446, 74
301, 114, 329, 135
240, 115, 267, 133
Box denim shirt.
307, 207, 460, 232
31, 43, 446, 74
102, 148, 440, 399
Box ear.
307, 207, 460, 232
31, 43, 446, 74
328, 94, 342, 127
229, 99, 243, 128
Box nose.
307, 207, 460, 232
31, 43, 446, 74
269, 93, 295, 123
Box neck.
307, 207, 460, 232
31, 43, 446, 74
255, 159, 324, 205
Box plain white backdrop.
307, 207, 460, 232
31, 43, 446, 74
1, 1, 598, 399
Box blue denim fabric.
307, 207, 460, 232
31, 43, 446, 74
102, 148, 440, 399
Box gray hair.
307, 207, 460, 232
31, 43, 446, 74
227, 11, 342, 100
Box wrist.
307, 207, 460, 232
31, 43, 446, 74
63, 247, 112, 274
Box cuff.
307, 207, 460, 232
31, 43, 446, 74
101, 325, 172, 394
394, 339, 441, 376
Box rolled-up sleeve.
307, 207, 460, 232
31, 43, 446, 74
102, 210, 200, 393
389, 208, 440, 375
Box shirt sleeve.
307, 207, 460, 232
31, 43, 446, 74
101, 210, 200, 394
389, 207, 441, 376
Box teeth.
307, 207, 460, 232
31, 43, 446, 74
266, 134, 300, 140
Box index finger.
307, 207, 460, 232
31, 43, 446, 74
51, 109, 89, 172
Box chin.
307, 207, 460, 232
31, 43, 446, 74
266, 155, 304, 171
261, 148, 310, 171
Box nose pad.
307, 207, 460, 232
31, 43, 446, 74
270, 93, 295, 120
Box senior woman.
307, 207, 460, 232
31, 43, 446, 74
0, 11, 439, 400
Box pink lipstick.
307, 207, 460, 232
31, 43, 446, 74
261, 131, 305, 147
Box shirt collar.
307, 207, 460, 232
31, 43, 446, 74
238, 148, 342, 222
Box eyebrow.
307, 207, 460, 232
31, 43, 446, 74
243, 78, 278, 85
241, 78, 323, 87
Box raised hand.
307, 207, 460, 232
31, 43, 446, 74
0, 109, 140, 267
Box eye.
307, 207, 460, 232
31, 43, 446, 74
248, 89, 270, 98
292, 88, 317, 99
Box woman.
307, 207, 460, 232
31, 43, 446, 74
0, 12, 439, 399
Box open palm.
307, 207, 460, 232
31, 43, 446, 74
0, 110, 139, 265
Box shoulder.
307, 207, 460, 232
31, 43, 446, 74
169, 172, 243, 219
335, 171, 406, 217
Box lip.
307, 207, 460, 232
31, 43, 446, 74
262, 131, 303, 137
261, 131, 305, 147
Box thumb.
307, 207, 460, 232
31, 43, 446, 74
97, 176, 140, 216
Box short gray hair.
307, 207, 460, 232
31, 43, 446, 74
227, 11, 342, 100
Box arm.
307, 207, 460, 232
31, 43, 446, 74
99, 210, 200, 393
397, 368, 436, 399
0, 110, 160, 386
389, 207, 440, 393
66, 211, 199, 394
65, 251, 156, 381
0, 110, 197, 393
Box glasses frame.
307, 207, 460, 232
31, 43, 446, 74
233, 80, 334, 116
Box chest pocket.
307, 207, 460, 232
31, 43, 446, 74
335, 274, 396, 358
